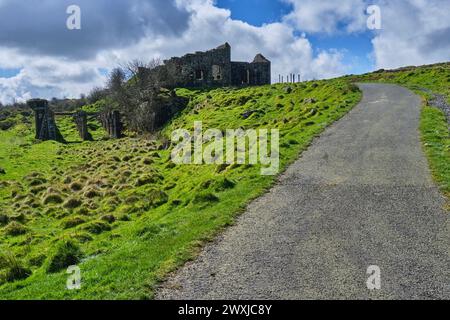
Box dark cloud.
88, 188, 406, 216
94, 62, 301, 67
0, 0, 191, 59
420, 27, 450, 53
32, 65, 101, 84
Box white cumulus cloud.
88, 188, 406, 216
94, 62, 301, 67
282, 0, 368, 34
0, 0, 448, 104
371, 0, 450, 69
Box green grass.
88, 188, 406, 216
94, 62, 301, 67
1, 61, 448, 299
0, 79, 361, 299
348, 62, 450, 103
420, 106, 450, 196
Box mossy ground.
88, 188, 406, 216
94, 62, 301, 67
0, 79, 361, 299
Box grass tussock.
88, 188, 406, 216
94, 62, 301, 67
43, 194, 64, 205
4, 221, 28, 236
0, 252, 31, 284
1, 77, 366, 298
45, 239, 82, 273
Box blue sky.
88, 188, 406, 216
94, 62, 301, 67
216, 0, 375, 75
309, 33, 375, 75
216, 0, 293, 26
0, 0, 448, 103
0, 68, 21, 78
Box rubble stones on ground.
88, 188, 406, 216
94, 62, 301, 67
429, 94, 450, 125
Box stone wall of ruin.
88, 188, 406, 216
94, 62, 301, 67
150, 43, 271, 88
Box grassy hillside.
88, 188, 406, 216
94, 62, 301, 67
348, 63, 450, 197
1, 62, 448, 299
0, 79, 361, 299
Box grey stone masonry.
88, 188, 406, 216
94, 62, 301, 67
27, 99, 65, 142
27, 99, 123, 142
150, 43, 271, 88
100, 110, 123, 139
73, 111, 93, 141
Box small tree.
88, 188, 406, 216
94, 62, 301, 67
107, 67, 128, 107
122, 58, 163, 88
105, 59, 186, 134
88, 87, 109, 104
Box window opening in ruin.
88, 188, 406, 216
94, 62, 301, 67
212, 65, 222, 81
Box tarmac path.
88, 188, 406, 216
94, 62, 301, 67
156, 83, 449, 300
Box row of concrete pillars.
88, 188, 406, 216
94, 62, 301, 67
26, 99, 123, 143
99, 110, 122, 139
278, 74, 302, 83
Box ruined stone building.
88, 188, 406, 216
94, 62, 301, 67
151, 43, 271, 87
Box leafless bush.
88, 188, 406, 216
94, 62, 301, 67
106, 63, 161, 133
105, 59, 186, 134
88, 87, 109, 104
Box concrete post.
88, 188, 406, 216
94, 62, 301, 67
27, 99, 65, 142
73, 111, 92, 141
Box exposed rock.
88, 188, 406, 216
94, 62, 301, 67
429, 94, 450, 125
417, 87, 450, 125
241, 110, 256, 119
304, 98, 317, 104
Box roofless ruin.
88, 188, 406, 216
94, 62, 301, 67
27, 43, 271, 143
148, 42, 271, 87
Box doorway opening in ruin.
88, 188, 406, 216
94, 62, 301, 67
240, 69, 250, 84
195, 69, 204, 80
